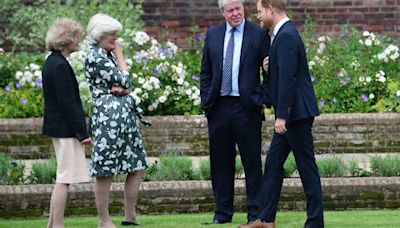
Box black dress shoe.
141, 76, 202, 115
121, 221, 140, 226
201, 219, 232, 225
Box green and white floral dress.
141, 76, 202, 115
85, 45, 147, 177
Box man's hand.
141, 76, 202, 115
81, 137, 92, 145
263, 56, 269, 72
274, 118, 287, 134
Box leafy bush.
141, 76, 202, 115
283, 153, 297, 178
370, 155, 400, 177
317, 157, 346, 177
199, 159, 211, 180
1, 15, 399, 117
28, 157, 57, 184
143, 161, 159, 182
154, 154, 199, 181
348, 160, 371, 177
0, 153, 25, 185
304, 19, 400, 113
1, 0, 144, 51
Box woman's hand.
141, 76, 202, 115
263, 56, 269, 72
111, 39, 128, 71
111, 85, 129, 96
81, 137, 92, 145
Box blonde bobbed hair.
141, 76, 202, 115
45, 18, 82, 51
87, 13, 122, 44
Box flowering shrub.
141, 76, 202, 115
304, 26, 400, 113
0, 21, 399, 117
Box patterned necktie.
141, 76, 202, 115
221, 28, 235, 96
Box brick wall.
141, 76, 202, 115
0, 114, 399, 159
142, 0, 400, 47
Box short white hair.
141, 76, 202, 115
87, 13, 122, 44
218, 0, 245, 10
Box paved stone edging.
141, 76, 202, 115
1, 177, 399, 218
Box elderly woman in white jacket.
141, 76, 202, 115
85, 13, 148, 228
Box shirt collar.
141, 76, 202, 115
226, 19, 245, 33
272, 17, 290, 38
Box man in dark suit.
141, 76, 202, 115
200, 0, 270, 224
239, 1, 324, 228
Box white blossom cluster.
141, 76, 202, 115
15, 63, 42, 88
377, 44, 399, 62
359, 31, 381, 47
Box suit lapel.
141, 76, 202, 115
239, 20, 251, 68
270, 21, 291, 51
217, 23, 226, 81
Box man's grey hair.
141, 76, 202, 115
218, 0, 245, 11
87, 13, 122, 44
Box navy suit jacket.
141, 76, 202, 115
267, 21, 319, 123
200, 20, 270, 116
42, 51, 89, 141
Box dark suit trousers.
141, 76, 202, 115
207, 96, 262, 222
258, 118, 324, 228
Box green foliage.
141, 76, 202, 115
317, 157, 346, 177
199, 159, 211, 180
143, 161, 159, 182
151, 154, 199, 181
303, 22, 400, 113
0, 86, 43, 118
1, 0, 144, 51
0, 153, 25, 185
0, 52, 45, 87
28, 157, 57, 184
348, 160, 371, 177
370, 155, 400, 177
283, 153, 297, 178
235, 156, 244, 178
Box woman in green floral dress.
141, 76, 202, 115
85, 13, 147, 228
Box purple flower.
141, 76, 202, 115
35, 79, 42, 84
333, 97, 337, 103
361, 94, 368, 102
341, 77, 350, 85
192, 74, 199, 81
319, 100, 325, 107
21, 98, 28, 104
5, 85, 11, 92
15, 83, 21, 89
196, 34, 204, 41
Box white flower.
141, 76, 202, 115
378, 76, 386, 83
15, 71, 23, 80
308, 61, 316, 69
369, 93, 375, 99
390, 52, 399, 60
138, 77, 146, 84
0, 48, 4, 53
317, 43, 326, 53
29, 63, 40, 71
185, 89, 192, 95
366, 77, 372, 83
363, 31, 370, 37
134, 31, 150, 45
359, 77, 365, 82
317, 36, 326, 42
396, 90, 400, 96
365, 39, 372, 46
158, 95, 167, 103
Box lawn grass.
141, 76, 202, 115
0, 210, 399, 227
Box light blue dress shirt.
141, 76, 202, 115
221, 20, 245, 96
